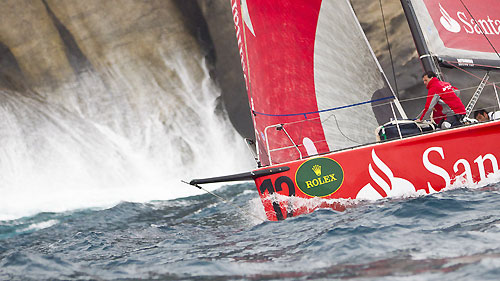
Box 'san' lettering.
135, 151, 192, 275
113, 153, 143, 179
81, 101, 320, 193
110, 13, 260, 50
423, 147, 450, 192
474, 154, 499, 181
458, 12, 474, 34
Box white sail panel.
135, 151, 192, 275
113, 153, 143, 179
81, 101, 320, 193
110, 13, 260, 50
314, 0, 397, 150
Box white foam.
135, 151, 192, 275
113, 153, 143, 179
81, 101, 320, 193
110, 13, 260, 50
247, 197, 268, 224
18, 219, 59, 232
0, 56, 253, 220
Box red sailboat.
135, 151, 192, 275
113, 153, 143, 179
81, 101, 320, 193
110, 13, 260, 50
190, 0, 500, 221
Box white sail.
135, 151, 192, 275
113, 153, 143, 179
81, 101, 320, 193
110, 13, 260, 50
314, 0, 401, 150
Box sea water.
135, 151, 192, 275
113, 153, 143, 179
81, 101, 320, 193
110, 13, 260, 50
2, 181, 500, 280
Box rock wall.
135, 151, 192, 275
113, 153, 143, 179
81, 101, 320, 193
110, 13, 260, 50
0, 0, 255, 138
0, 0, 214, 101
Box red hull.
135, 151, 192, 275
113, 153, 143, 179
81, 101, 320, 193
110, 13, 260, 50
253, 121, 500, 221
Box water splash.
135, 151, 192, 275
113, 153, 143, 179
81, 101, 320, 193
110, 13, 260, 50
0, 56, 253, 220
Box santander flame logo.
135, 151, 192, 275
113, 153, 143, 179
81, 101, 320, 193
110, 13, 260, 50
356, 149, 418, 200
439, 4, 461, 33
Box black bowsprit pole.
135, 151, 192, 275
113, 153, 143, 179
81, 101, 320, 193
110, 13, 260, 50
188, 166, 289, 185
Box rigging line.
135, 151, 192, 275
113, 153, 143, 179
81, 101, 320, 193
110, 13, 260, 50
458, 0, 500, 60
181, 180, 267, 223
272, 117, 322, 127
398, 81, 500, 103
332, 114, 363, 145
253, 96, 394, 117
444, 61, 500, 90
319, 111, 361, 144
443, 61, 500, 70
378, 0, 399, 98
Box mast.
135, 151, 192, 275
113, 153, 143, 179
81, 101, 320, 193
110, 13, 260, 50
400, 0, 439, 74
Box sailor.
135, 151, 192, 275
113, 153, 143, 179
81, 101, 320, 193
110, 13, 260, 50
417, 71, 466, 128
473, 109, 500, 122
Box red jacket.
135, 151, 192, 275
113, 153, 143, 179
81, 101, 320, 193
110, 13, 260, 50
420, 77, 466, 121
432, 103, 446, 125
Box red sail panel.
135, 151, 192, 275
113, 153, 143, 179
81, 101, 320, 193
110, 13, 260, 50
231, 0, 329, 166
412, 0, 500, 59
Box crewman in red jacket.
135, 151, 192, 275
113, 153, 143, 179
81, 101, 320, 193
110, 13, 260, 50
417, 71, 466, 128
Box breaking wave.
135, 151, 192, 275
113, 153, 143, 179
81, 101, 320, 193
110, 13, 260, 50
0, 58, 253, 220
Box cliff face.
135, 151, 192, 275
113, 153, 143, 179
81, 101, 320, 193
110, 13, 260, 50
1, 0, 199, 91
0, 0, 254, 138
352, 0, 422, 93
351, 0, 425, 118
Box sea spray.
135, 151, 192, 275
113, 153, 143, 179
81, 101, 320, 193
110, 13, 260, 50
0, 57, 253, 220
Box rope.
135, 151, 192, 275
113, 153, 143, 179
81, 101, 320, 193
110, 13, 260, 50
252, 96, 394, 118
181, 180, 267, 223
250, 80, 500, 123
333, 114, 363, 144
378, 0, 399, 98
458, 0, 500, 61
442, 60, 500, 90
443, 60, 500, 70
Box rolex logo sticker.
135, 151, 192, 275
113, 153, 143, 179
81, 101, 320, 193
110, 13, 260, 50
295, 157, 344, 197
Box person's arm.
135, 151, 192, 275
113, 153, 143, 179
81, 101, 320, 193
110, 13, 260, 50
419, 91, 439, 121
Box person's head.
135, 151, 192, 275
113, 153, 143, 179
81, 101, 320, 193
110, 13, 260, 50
422, 71, 437, 86
474, 109, 490, 122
